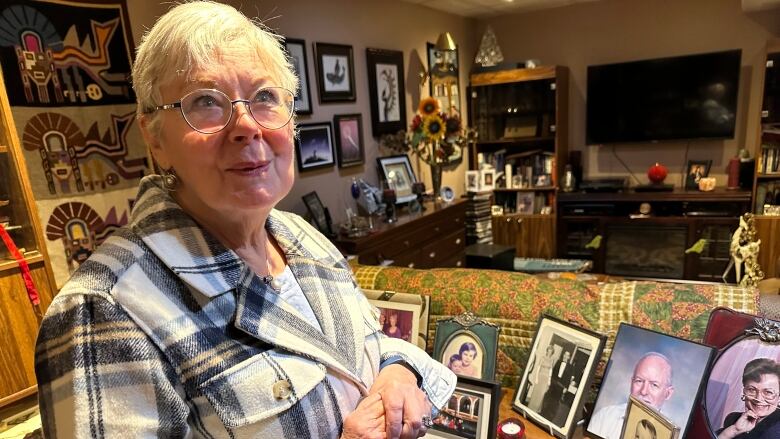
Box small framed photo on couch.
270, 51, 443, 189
426, 376, 501, 439
513, 314, 605, 439
433, 311, 500, 381
586, 323, 715, 439
362, 289, 429, 350
621, 396, 680, 439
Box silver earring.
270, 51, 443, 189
161, 167, 179, 191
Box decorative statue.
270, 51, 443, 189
727, 213, 764, 287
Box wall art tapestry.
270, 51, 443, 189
0, 0, 147, 286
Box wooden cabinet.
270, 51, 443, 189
335, 200, 466, 269
754, 47, 780, 213
755, 216, 780, 278
0, 71, 57, 407
492, 214, 554, 259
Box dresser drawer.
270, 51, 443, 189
418, 229, 465, 268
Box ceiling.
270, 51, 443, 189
398, 0, 601, 18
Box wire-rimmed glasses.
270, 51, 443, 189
743, 385, 779, 402
146, 87, 295, 134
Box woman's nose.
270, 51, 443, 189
230, 102, 261, 142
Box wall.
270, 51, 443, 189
126, 0, 475, 226
477, 0, 776, 188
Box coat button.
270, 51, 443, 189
273, 380, 292, 400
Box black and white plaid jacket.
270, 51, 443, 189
35, 176, 456, 438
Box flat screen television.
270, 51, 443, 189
586, 49, 741, 144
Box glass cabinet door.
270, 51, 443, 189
0, 120, 38, 261
471, 78, 556, 143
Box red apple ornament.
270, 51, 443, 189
648, 162, 668, 184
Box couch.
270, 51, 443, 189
353, 264, 763, 389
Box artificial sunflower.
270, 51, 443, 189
418, 97, 440, 116
422, 114, 445, 141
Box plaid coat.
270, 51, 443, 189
35, 176, 456, 438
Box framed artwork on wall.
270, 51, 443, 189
283, 38, 312, 115
366, 48, 407, 137
314, 42, 355, 103
333, 113, 365, 168
295, 122, 335, 172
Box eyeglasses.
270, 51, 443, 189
146, 87, 294, 134
743, 386, 779, 401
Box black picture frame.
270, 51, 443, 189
586, 322, 715, 439
301, 191, 329, 235
366, 48, 407, 137
685, 159, 713, 190
334, 113, 365, 168
376, 154, 417, 204
426, 376, 501, 439
283, 38, 313, 115
513, 314, 606, 439
314, 42, 355, 103
427, 42, 460, 114
432, 311, 501, 381
295, 122, 335, 172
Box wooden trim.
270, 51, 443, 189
0, 385, 36, 409
0, 252, 44, 273
470, 66, 557, 86
0, 144, 7, 153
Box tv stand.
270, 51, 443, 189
634, 183, 674, 192
557, 188, 752, 281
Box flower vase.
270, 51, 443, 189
430, 163, 443, 201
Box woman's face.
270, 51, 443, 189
389, 313, 397, 325
144, 47, 295, 218
461, 349, 476, 367
744, 373, 780, 418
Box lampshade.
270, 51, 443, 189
435, 32, 457, 51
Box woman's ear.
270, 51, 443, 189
139, 114, 169, 169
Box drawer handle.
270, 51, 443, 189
456, 261, 462, 267
455, 238, 461, 245
505, 218, 511, 223
455, 218, 461, 223
429, 251, 436, 258
434, 226, 440, 233
403, 240, 410, 247
516, 218, 523, 224
408, 262, 415, 268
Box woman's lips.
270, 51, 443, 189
227, 161, 270, 176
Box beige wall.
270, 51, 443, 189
126, 0, 475, 225
478, 0, 777, 188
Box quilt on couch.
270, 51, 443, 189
353, 265, 758, 388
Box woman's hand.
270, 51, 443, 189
718, 410, 758, 439
341, 393, 385, 439
368, 363, 432, 439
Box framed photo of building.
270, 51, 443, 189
586, 323, 715, 439
295, 122, 335, 172
620, 396, 680, 439
687, 308, 780, 438
433, 311, 500, 381
283, 38, 312, 115
334, 114, 364, 168
366, 48, 406, 137
362, 289, 428, 350
426, 376, 501, 439
514, 314, 605, 439
377, 155, 417, 204
314, 42, 355, 103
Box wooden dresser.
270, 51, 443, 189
335, 200, 466, 269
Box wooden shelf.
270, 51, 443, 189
494, 186, 557, 192
476, 136, 555, 146
0, 252, 43, 273
0, 144, 7, 153
757, 173, 780, 179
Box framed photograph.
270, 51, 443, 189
283, 38, 312, 115
433, 311, 500, 381
480, 170, 495, 192
366, 48, 407, 137
685, 159, 712, 190
377, 155, 417, 204
314, 42, 355, 103
426, 376, 501, 439
586, 323, 715, 439
334, 114, 365, 168
466, 170, 480, 192
440, 186, 455, 203
686, 308, 780, 438
362, 289, 429, 350
620, 396, 680, 439
296, 122, 335, 172
517, 192, 535, 215
427, 42, 460, 115
513, 314, 606, 439
301, 191, 330, 235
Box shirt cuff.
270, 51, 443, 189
380, 355, 423, 388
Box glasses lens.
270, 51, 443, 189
248, 87, 294, 130
180, 89, 231, 133
745, 387, 778, 400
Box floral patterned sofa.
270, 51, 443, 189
352, 264, 760, 389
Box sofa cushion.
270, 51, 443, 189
353, 265, 758, 389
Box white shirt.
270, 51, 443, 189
274, 265, 322, 332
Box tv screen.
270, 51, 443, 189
586, 49, 741, 144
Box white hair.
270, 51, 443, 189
132, 1, 298, 134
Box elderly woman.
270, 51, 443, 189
718, 358, 780, 439
34, 2, 455, 438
